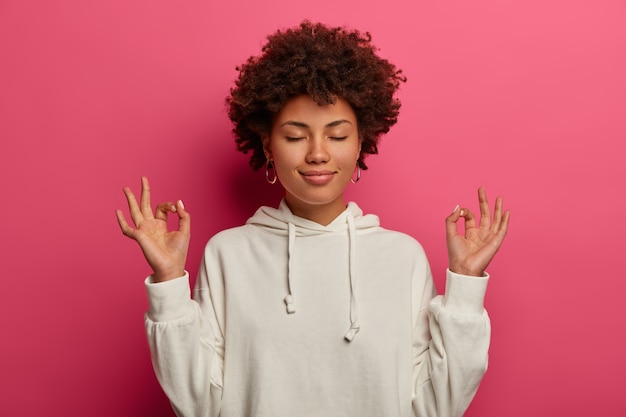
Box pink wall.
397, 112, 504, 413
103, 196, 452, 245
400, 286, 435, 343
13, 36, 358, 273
1, 0, 625, 415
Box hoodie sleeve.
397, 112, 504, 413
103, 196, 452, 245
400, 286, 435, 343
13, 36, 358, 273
144, 256, 225, 417
411, 265, 491, 417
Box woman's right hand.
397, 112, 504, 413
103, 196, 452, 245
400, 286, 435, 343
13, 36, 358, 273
116, 177, 190, 282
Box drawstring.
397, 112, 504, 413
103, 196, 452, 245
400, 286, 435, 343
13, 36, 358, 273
344, 213, 360, 342
284, 222, 296, 314
283, 213, 360, 341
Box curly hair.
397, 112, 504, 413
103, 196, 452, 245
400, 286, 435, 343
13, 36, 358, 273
227, 21, 406, 171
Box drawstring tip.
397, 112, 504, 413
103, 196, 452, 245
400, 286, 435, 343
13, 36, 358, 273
344, 324, 360, 342
284, 295, 296, 314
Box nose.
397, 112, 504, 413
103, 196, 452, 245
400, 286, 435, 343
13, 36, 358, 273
305, 137, 329, 164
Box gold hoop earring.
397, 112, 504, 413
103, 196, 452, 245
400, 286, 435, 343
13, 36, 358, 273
265, 159, 277, 184
350, 165, 361, 184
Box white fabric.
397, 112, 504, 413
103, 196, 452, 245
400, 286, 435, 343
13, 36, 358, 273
145, 200, 491, 417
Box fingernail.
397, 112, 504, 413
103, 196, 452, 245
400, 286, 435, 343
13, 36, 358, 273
171, 205, 177, 212
460, 209, 465, 216
178, 200, 185, 210
452, 204, 459, 214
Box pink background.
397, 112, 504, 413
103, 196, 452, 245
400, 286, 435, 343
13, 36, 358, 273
1, 0, 625, 415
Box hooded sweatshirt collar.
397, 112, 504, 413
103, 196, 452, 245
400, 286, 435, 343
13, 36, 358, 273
247, 199, 379, 235
246, 199, 380, 342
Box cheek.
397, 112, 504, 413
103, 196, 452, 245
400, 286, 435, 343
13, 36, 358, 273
350, 142, 362, 162
333, 146, 359, 167
271, 148, 297, 171
336, 152, 359, 171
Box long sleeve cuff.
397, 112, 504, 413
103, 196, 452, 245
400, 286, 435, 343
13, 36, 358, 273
145, 271, 194, 322
443, 269, 489, 315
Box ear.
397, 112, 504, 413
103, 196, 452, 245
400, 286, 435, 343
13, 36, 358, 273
261, 134, 272, 160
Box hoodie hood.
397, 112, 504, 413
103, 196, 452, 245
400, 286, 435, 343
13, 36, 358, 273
246, 199, 380, 342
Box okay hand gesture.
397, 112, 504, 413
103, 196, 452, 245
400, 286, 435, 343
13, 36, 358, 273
446, 187, 510, 277
115, 177, 190, 282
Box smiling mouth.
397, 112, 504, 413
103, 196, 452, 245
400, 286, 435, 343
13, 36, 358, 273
300, 170, 336, 185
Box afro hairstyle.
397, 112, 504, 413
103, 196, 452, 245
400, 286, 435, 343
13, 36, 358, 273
227, 20, 406, 171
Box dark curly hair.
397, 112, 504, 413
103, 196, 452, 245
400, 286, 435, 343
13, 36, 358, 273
227, 21, 406, 171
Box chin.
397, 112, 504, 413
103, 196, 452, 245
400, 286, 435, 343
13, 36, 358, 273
287, 190, 345, 206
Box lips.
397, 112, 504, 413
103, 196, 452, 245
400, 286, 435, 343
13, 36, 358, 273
300, 170, 336, 185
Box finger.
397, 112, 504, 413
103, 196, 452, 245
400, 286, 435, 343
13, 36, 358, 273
140, 176, 154, 219
462, 208, 477, 230
155, 202, 177, 221
497, 209, 510, 239
445, 205, 462, 240
478, 187, 491, 229
115, 209, 136, 239
175, 200, 191, 236
123, 186, 144, 227
492, 196, 504, 232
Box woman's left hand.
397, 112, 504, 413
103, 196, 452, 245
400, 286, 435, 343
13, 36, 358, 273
446, 187, 510, 277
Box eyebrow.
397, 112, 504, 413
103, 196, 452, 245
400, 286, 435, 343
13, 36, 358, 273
279, 119, 353, 128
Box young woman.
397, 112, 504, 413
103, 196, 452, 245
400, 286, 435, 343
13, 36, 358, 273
116, 21, 509, 417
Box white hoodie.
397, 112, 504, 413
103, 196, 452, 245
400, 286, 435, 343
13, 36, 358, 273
145, 200, 491, 417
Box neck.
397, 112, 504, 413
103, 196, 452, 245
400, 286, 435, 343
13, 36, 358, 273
284, 195, 347, 226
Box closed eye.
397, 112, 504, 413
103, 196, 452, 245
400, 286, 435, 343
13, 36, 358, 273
286, 136, 306, 141
330, 136, 348, 140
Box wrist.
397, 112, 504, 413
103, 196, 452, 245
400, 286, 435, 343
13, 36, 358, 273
449, 265, 485, 277
153, 269, 185, 283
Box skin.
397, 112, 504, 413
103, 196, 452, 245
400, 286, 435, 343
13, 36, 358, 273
447, 187, 510, 277
262, 95, 362, 226
116, 95, 510, 280
115, 177, 189, 282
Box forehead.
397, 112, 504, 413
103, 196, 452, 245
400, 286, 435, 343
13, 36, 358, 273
273, 95, 357, 128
